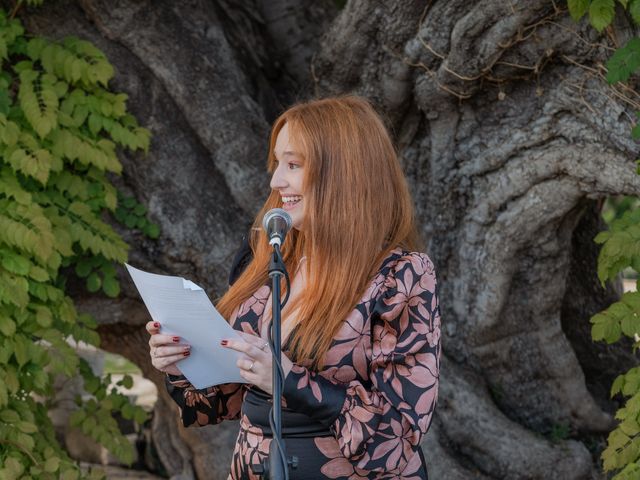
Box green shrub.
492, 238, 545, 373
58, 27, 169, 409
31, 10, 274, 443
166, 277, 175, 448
0, 6, 156, 479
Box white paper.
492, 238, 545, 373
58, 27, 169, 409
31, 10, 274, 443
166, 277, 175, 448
125, 263, 246, 389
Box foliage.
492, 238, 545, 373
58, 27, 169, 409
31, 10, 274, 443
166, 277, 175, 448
594, 209, 640, 282
0, 6, 156, 480
569, 0, 640, 477
602, 196, 640, 225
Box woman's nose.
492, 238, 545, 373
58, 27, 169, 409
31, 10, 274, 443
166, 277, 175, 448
270, 166, 287, 190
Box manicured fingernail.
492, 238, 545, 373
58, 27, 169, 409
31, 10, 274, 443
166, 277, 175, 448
220, 340, 228, 346
183, 351, 190, 357
184, 346, 190, 352
173, 336, 180, 343
153, 322, 160, 328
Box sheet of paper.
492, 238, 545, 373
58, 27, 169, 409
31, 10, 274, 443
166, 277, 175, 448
125, 263, 246, 389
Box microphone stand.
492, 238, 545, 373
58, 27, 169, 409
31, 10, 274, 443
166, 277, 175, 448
253, 244, 297, 479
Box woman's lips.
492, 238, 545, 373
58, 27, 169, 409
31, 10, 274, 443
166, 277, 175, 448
282, 199, 301, 211
281, 195, 302, 211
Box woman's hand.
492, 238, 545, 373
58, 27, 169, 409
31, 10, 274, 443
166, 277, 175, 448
146, 321, 191, 376
221, 331, 293, 395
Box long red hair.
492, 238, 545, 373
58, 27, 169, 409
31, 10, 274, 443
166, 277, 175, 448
217, 96, 421, 368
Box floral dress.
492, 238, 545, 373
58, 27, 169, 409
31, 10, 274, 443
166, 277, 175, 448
165, 248, 441, 479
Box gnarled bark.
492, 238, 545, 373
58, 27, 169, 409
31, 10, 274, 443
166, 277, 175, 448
21, 0, 640, 477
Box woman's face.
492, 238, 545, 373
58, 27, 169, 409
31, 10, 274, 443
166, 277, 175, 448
270, 123, 306, 230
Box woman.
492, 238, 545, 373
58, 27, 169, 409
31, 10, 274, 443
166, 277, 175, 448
147, 96, 441, 479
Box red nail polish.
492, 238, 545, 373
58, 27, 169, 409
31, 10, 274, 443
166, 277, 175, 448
153, 322, 160, 328
183, 351, 190, 357
220, 340, 228, 346
173, 336, 180, 343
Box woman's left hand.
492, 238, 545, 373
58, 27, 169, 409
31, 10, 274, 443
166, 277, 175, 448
221, 331, 293, 394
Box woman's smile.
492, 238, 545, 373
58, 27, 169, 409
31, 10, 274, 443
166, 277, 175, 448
281, 194, 303, 211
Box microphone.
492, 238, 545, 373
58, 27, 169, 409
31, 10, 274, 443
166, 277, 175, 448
262, 208, 292, 247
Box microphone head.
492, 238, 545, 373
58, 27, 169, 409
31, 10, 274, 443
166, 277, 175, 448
262, 208, 292, 247
262, 208, 292, 232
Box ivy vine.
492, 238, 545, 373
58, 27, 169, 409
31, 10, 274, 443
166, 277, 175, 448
569, 0, 640, 478
0, 5, 157, 480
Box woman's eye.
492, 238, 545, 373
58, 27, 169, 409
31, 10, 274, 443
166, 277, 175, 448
288, 163, 300, 170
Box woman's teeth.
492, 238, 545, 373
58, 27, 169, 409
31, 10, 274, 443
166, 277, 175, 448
282, 195, 302, 204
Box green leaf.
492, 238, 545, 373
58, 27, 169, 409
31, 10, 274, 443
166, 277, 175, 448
28, 265, 49, 282
122, 196, 136, 208
0, 409, 20, 422
102, 276, 120, 297
623, 304, 640, 325
61, 468, 80, 480
589, 0, 616, 31
88, 466, 106, 480
88, 112, 102, 135
630, 0, 640, 24
0, 343, 13, 364
43, 456, 60, 473
133, 203, 147, 215
13, 336, 29, 367
623, 373, 640, 396
75, 258, 92, 278
121, 402, 134, 420
16, 432, 34, 450
133, 407, 148, 425
5, 368, 18, 394
86, 272, 101, 292
605, 318, 623, 343
16, 420, 38, 433
144, 223, 160, 239
569, 0, 590, 20
1, 251, 30, 275
124, 214, 137, 228
26, 37, 46, 60
82, 414, 96, 435
606, 38, 640, 83
4, 457, 24, 479
35, 305, 53, 327
0, 382, 7, 408
0, 316, 16, 336
83, 374, 100, 394
121, 374, 133, 389
0, 90, 10, 116
612, 374, 625, 396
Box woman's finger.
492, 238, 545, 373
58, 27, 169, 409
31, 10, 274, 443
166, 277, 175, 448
222, 339, 264, 359
236, 331, 267, 346
153, 353, 188, 373
149, 334, 183, 348
236, 332, 271, 353
145, 321, 161, 334
236, 356, 263, 377
153, 345, 191, 358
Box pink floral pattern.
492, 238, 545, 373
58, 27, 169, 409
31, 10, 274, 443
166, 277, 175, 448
165, 249, 441, 479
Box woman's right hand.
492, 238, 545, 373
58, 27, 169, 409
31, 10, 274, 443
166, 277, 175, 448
146, 321, 190, 376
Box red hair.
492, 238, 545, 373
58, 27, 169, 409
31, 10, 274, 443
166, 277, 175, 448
217, 96, 421, 368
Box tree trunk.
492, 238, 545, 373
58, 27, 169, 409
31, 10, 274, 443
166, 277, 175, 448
21, 0, 640, 478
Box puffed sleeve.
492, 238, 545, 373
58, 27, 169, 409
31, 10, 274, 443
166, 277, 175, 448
282, 252, 441, 474
165, 375, 244, 427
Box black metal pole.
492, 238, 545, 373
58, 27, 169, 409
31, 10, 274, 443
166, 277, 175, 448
267, 247, 286, 479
